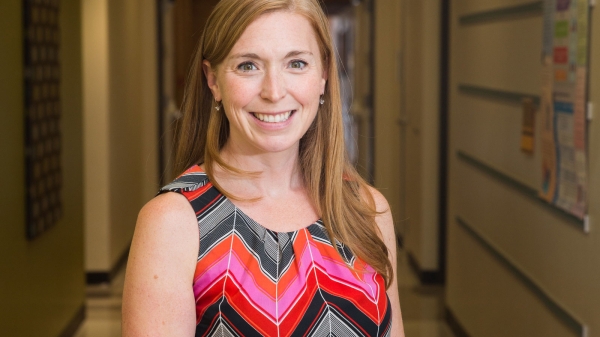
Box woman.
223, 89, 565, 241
122, 0, 404, 335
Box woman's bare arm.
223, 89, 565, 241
122, 192, 199, 336
368, 186, 405, 337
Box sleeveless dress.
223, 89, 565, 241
159, 165, 391, 336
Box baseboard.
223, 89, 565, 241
396, 234, 404, 249
407, 251, 444, 284
86, 247, 130, 285
86, 271, 109, 284
445, 306, 471, 337
58, 304, 86, 337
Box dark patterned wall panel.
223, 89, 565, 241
23, 0, 62, 239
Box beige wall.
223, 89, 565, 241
350, 2, 374, 181
83, 0, 111, 271
83, 0, 159, 273
373, 0, 443, 273
372, 0, 442, 272
447, 0, 600, 335
400, 0, 442, 272
373, 0, 402, 232
0, 0, 85, 334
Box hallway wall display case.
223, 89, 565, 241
23, 0, 63, 239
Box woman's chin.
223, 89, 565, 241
226, 130, 305, 156
257, 142, 299, 154
249, 136, 302, 154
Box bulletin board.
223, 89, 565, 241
539, 0, 589, 221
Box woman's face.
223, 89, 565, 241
204, 11, 327, 155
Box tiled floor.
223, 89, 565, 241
74, 268, 124, 337
396, 253, 456, 337
74, 248, 456, 337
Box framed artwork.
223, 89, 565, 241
23, 0, 62, 239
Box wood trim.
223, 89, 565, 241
456, 216, 588, 337
459, 2, 543, 25
407, 252, 444, 285
456, 150, 586, 229
86, 247, 129, 285
57, 304, 86, 337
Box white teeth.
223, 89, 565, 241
254, 111, 292, 123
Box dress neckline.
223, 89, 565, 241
225, 197, 322, 235
195, 164, 322, 235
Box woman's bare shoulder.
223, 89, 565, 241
363, 185, 390, 213
122, 192, 198, 334
138, 192, 197, 227
133, 192, 199, 266
361, 185, 394, 238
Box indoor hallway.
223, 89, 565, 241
4, 0, 600, 335
73, 249, 456, 337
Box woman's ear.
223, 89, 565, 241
203, 60, 222, 101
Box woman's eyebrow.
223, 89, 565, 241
229, 53, 261, 60
228, 51, 313, 60
286, 50, 313, 58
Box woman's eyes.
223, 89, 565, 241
236, 60, 308, 71
237, 62, 258, 72
289, 60, 308, 70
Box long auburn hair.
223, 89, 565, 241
174, 0, 393, 288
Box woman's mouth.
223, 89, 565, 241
251, 110, 295, 123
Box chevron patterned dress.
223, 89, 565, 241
159, 166, 391, 336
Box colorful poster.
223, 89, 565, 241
540, 58, 558, 202
540, 0, 588, 219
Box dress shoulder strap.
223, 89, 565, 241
158, 165, 209, 195
157, 165, 224, 223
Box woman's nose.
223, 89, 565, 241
260, 69, 286, 102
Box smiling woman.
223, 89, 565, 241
122, 0, 404, 336
203, 11, 326, 155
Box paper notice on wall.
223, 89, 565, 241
574, 68, 587, 150
539, 59, 557, 202
569, 67, 588, 218
554, 102, 578, 210
521, 99, 536, 154
539, 0, 588, 219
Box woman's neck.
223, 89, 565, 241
212, 141, 304, 199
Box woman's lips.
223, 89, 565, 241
251, 110, 295, 123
